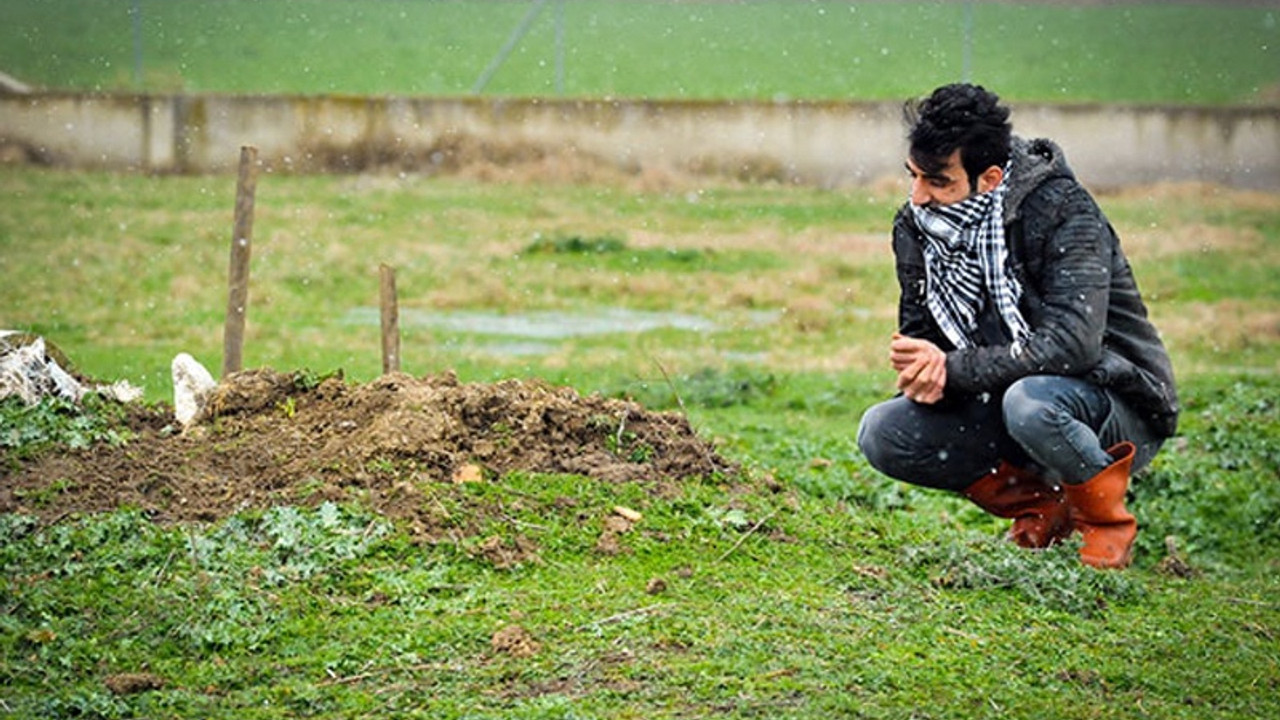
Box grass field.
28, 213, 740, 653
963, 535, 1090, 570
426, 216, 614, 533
2, 0, 1277, 104
2, 164, 1279, 717
2, 3, 1279, 715
2, 168, 1276, 395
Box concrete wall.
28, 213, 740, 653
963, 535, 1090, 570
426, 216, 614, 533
1, 92, 1277, 190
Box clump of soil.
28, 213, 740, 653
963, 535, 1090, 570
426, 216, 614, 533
1, 370, 736, 534
490, 625, 541, 658
104, 672, 165, 696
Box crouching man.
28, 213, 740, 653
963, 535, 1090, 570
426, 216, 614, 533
857, 83, 1179, 568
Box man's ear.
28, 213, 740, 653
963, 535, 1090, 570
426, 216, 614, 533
976, 165, 1004, 194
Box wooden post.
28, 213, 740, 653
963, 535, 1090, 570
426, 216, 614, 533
379, 263, 400, 374
222, 145, 258, 378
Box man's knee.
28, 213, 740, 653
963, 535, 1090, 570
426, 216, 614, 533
1002, 376, 1059, 442
859, 399, 918, 479
856, 403, 889, 472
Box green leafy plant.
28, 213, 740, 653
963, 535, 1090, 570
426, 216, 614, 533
292, 367, 340, 392
10, 477, 76, 508
1132, 379, 1280, 565
0, 396, 132, 462
901, 534, 1144, 618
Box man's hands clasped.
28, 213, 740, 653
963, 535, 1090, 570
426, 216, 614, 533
890, 333, 947, 404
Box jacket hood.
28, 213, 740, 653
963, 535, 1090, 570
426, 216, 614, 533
1003, 136, 1075, 224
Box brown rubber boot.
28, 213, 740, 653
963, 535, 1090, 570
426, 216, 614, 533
962, 462, 1071, 549
1064, 442, 1138, 569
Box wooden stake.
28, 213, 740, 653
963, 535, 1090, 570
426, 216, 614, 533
379, 263, 400, 374
222, 146, 258, 378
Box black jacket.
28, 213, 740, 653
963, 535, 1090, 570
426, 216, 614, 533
891, 136, 1179, 438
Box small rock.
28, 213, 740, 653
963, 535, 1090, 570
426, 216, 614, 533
451, 463, 485, 484
172, 353, 216, 427
612, 505, 643, 523
602, 515, 633, 534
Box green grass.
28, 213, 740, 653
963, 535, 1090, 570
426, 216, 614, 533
3, 168, 1274, 398
2, 384, 1278, 718
0, 167, 908, 395
1, 1, 1276, 104
2, 165, 1279, 717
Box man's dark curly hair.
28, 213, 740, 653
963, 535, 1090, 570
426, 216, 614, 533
905, 84, 1012, 191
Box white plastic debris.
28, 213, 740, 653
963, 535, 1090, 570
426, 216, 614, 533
171, 353, 217, 427
0, 335, 81, 403
0, 331, 142, 405
99, 380, 144, 404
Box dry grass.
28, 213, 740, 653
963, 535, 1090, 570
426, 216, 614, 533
1121, 223, 1265, 260
1, 165, 1275, 397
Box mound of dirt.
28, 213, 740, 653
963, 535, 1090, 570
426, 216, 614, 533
1, 370, 737, 534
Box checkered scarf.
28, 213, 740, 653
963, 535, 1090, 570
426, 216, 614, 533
909, 176, 1031, 352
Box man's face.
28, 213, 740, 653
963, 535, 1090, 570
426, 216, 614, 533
906, 150, 973, 208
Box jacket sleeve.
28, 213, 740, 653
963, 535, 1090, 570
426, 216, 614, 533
944, 181, 1111, 393
891, 207, 950, 347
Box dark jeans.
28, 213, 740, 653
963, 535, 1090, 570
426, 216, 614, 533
856, 375, 1165, 491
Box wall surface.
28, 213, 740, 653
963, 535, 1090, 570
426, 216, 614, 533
1, 92, 1277, 190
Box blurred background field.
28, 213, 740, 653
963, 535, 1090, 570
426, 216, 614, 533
2, 0, 1276, 104
1, 166, 1276, 405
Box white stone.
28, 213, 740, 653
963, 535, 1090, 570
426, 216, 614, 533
172, 353, 217, 427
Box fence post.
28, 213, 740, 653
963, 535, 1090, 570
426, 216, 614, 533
379, 263, 401, 374
222, 145, 257, 378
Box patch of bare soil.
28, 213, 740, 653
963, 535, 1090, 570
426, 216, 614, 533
103, 672, 165, 696
490, 624, 541, 659
1, 370, 736, 535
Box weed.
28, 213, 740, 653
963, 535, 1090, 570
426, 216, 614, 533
595, 414, 655, 464
902, 533, 1144, 618
366, 456, 398, 475
292, 367, 340, 391
585, 413, 616, 433
10, 477, 76, 508
703, 506, 753, 532
617, 367, 778, 411
524, 232, 627, 255
34, 690, 131, 720
0, 395, 132, 461
627, 441, 656, 463
1132, 377, 1280, 565
0, 512, 38, 544
295, 476, 327, 500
